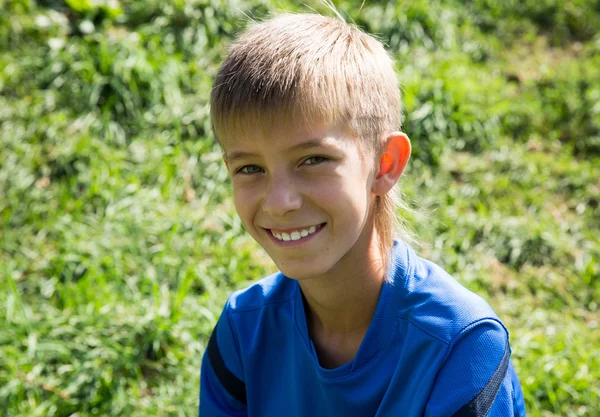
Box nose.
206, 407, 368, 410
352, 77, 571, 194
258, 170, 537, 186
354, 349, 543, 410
262, 174, 302, 218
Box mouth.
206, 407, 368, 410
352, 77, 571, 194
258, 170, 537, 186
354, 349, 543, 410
265, 223, 326, 246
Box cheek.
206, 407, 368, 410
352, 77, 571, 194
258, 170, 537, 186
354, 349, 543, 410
313, 175, 371, 217
232, 186, 257, 221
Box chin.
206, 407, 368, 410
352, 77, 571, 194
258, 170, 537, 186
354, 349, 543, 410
275, 259, 334, 281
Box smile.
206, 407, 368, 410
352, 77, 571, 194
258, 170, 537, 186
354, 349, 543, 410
268, 223, 325, 244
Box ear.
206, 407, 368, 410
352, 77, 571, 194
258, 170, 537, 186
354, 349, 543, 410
372, 132, 411, 196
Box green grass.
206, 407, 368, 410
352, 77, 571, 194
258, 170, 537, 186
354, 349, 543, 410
1, 0, 599, 416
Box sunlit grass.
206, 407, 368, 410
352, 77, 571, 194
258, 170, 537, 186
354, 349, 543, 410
1, 0, 598, 416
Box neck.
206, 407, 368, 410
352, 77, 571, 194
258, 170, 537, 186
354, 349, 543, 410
298, 224, 386, 336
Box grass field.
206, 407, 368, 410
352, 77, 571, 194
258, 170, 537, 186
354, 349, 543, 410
1, 0, 599, 416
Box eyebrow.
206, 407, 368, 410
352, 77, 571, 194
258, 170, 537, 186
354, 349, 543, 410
224, 138, 336, 164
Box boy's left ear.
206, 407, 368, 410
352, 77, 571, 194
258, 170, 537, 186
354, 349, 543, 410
372, 132, 411, 196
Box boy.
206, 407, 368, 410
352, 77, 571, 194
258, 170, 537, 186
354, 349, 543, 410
200, 13, 526, 417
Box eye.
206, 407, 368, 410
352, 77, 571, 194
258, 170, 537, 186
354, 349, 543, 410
236, 165, 264, 174
302, 156, 329, 166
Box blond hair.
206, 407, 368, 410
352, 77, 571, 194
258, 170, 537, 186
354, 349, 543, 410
211, 13, 408, 271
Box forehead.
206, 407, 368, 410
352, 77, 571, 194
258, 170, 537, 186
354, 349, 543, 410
221, 122, 357, 157
215, 106, 380, 164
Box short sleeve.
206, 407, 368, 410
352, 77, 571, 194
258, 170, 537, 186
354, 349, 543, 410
424, 319, 526, 417
199, 298, 247, 417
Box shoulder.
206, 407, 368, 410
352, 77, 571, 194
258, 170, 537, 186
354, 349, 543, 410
390, 241, 507, 345
225, 272, 297, 314
214, 272, 298, 381
211, 272, 297, 374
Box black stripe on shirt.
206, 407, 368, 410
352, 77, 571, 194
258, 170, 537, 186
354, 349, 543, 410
207, 325, 247, 405
450, 340, 510, 417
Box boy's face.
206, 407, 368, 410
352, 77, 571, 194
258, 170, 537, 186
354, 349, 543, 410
222, 123, 377, 281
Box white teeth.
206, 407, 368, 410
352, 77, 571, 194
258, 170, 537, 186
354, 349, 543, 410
272, 224, 321, 242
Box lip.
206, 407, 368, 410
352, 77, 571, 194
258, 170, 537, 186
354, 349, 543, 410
265, 223, 326, 247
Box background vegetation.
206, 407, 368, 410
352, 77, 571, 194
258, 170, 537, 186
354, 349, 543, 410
1, 0, 599, 415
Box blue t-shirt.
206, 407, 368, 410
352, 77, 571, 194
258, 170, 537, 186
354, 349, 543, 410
200, 240, 526, 416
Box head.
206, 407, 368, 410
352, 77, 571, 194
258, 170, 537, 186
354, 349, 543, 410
211, 13, 410, 278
